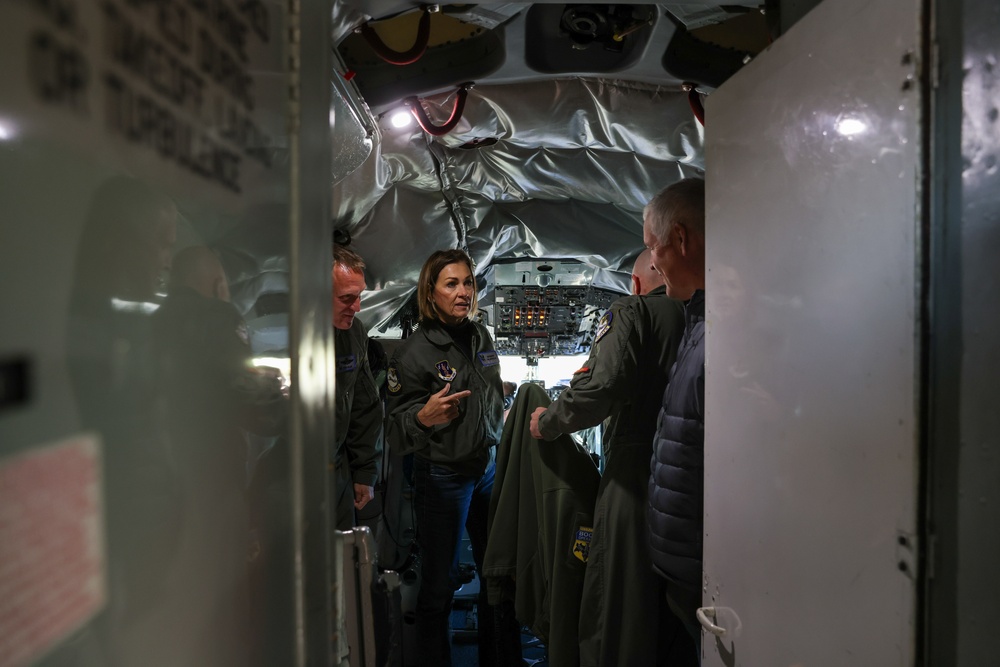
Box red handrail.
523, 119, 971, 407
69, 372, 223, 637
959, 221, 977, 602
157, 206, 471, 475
406, 84, 472, 136
357, 6, 432, 66
683, 82, 705, 126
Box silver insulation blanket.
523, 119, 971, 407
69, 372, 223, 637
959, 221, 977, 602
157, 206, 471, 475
332, 77, 705, 332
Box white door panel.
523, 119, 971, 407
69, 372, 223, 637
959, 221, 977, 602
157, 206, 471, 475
703, 0, 922, 664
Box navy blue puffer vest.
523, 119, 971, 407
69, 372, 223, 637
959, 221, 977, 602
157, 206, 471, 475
647, 290, 705, 590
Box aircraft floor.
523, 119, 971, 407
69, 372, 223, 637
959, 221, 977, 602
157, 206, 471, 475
449, 608, 548, 666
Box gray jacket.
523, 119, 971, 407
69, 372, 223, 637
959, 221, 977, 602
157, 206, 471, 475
484, 382, 600, 667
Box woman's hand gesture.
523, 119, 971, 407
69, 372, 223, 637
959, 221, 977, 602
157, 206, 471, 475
416, 383, 472, 427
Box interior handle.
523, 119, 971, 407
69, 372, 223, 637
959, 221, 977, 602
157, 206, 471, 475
696, 606, 727, 637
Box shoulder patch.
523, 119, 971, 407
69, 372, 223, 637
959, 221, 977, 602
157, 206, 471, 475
436, 360, 457, 382
336, 354, 357, 373
477, 350, 499, 367
235, 321, 250, 346
572, 526, 593, 562
387, 366, 401, 393
593, 311, 613, 344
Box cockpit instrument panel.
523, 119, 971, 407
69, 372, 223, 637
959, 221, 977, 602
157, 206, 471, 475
492, 282, 621, 357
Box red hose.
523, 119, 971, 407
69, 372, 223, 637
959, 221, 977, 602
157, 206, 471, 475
686, 84, 705, 126
406, 85, 472, 136
358, 7, 432, 66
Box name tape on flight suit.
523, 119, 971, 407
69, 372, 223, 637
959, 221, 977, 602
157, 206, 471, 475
336, 354, 357, 372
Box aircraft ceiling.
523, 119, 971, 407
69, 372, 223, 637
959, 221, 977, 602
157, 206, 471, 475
242, 2, 772, 344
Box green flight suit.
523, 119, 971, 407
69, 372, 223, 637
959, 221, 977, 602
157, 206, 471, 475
333, 317, 383, 529
537, 287, 686, 666
484, 382, 601, 667
385, 318, 503, 476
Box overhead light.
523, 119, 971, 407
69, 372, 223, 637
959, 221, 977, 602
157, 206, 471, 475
836, 117, 867, 136
111, 298, 159, 314
390, 110, 413, 128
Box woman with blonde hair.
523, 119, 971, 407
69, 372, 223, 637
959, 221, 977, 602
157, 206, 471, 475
386, 249, 508, 666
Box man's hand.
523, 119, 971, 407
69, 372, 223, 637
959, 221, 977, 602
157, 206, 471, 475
417, 383, 472, 427
529, 406, 547, 439
252, 365, 290, 398
353, 483, 374, 510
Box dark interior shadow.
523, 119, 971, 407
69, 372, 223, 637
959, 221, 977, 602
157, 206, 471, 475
716, 635, 736, 667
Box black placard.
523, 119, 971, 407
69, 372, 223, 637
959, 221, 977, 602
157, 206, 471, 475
0, 357, 31, 412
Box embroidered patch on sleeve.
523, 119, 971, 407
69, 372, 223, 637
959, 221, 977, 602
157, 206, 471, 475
387, 366, 401, 393
477, 350, 499, 367
572, 526, 593, 562
593, 311, 613, 344
436, 360, 457, 382
336, 354, 357, 373
235, 321, 250, 346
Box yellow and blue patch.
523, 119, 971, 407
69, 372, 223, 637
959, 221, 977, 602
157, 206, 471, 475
572, 526, 593, 563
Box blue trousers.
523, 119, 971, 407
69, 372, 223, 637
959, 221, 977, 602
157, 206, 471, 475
413, 457, 496, 667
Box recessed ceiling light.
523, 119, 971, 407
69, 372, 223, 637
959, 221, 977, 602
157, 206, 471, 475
390, 110, 413, 128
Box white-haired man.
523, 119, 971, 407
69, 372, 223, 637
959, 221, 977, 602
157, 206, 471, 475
644, 177, 707, 653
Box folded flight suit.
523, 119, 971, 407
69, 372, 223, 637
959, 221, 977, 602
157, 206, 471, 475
483, 382, 600, 667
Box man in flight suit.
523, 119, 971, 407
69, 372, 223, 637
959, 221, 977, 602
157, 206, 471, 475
331, 244, 383, 530
155, 245, 288, 459
529, 249, 692, 666
153, 244, 287, 666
